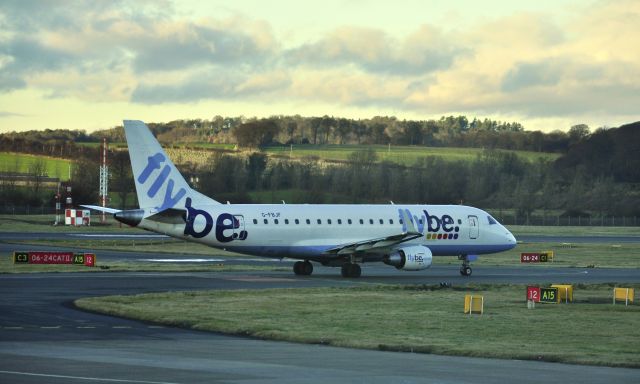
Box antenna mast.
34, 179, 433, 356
99, 137, 109, 223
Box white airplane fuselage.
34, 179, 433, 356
138, 203, 516, 259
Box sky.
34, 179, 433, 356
0, 0, 639, 133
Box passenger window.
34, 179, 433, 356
285, 219, 289, 224
306, 219, 311, 224
274, 219, 279, 225
389, 219, 394, 224
399, 219, 403, 224
348, 219, 352, 224
327, 219, 332, 224
369, 219, 373, 224
338, 219, 342, 224
379, 219, 383, 224
253, 219, 258, 224
264, 219, 268, 224
295, 219, 300, 224
317, 219, 322, 224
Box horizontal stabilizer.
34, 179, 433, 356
146, 208, 187, 224
80, 205, 121, 214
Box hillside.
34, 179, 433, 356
0, 152, 72, 181
554, 122, 640, 182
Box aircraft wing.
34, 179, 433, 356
322, 231, 423, 256
322, 209, 422, 255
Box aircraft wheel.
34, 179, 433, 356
341, 263, 361, 278
294, 261, 313, 276
293, 261, 304, 275
302, 261, 313, 276
464, 266, 472, 276
350, 263, 361, 278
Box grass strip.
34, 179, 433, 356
75, 283, 640, 368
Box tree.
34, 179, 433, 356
568, 124, 590, 146
233, 119, 280, 149
69, 158, 100, 205
335, 118, 351, 144
28, 158, 47, 198
111, 151, 134, 209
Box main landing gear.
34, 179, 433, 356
293, 260, 313, 276
341, 263, 361, 278
459, 255, 472, 276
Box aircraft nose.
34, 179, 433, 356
506, 232, 517, 245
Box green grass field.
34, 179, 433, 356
74, 283, 640, 367
262, 144, 560, 165
0, 152, 73, 181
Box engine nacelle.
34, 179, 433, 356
383, 245, 433, 271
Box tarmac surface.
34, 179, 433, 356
1, 232, 639, 383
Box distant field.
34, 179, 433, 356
71, 142, 560, 168
0, 152, 73, 181
262, 144, 560, 165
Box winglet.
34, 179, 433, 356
401, 209, 421, 235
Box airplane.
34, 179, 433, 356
83, 120, 517, 278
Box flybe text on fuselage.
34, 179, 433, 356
180, 205, 462, 245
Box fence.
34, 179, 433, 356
0, 205, 57, 215
491, 214, 639, 227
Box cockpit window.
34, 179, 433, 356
487, 216, 498, 225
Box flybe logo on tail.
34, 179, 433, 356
138, 152, 186, 210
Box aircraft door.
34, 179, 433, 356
468, 215, 479, 239
232, 215, 248, 240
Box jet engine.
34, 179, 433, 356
383, 245, 433, 271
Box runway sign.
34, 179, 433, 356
464, 294, 484, 315
521, 252, 553, 263
527, 286, 541, 302
13, 251, 96, 267
613, 288, 634, 306
551, 284, 573, 303
521, 253, 540, 263
527, 286, 558, 303
540, 287, 558, 303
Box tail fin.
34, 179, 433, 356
123, 120, 218, 211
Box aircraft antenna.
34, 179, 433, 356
99, 137, 109, 223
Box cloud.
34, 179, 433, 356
0, 110, 26, 117
287, 25, 466, 75
1, 0, 639, 129
501, 60, 564, 92
129, 19, 278, 73
132, 69, 291, 104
